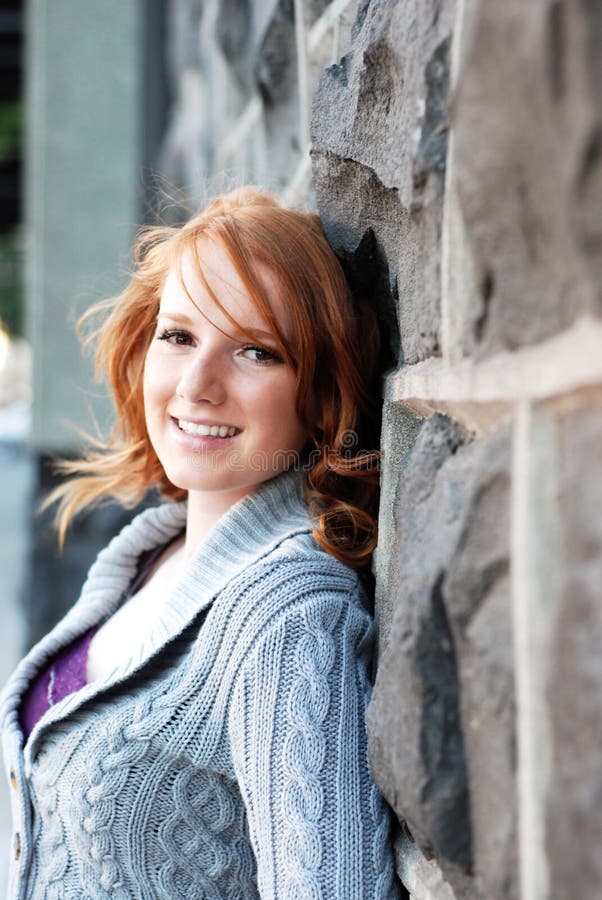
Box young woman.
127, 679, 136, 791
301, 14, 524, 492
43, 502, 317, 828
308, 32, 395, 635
1, 187, 401, 898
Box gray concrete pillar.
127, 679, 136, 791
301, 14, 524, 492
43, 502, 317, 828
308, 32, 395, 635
26, 0, 145, 450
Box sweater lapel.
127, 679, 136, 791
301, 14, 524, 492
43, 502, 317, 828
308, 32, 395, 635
0, 468, 312, 769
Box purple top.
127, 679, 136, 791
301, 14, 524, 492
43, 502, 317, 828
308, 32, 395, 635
19, 534, 182, 741
19, 627, 97, 740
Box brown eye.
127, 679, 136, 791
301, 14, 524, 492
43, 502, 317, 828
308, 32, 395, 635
239, 345, 282, 365
157, 329, 193, 346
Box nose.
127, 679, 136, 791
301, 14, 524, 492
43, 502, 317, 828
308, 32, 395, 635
176, 348, 227, 405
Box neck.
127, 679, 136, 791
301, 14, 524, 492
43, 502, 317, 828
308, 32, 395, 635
183, 486, 257, 560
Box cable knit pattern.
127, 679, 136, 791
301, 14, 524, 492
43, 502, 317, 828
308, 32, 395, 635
79, 693, 156, 896
281, 602, 337, 898
33, 763, 68, 894
1, 469, 401, 899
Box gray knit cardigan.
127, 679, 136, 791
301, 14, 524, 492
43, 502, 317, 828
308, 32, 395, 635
1, 468, 400, 899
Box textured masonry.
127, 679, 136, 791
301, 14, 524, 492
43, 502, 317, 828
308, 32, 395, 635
309, 1, 601, 898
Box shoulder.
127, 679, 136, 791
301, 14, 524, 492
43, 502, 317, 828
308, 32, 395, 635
231, 529, 366, 603
212, 531, 375, 664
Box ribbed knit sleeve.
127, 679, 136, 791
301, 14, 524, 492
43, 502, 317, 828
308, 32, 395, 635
227, 585, 400, 900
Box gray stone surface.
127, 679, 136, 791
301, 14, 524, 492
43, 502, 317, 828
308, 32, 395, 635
546, 405, 602, 900
450, 0, 600, 359
254, 1, 303, 184
227, 0, 301, 180
373, 401, 423, 655
311, 153, 408, 365
157, 0, 209, 219
217, 0, 330, 93
573, 0, 602, 309
396, 831, 457, 900
159, 0, 341, 205
444, 431, 517, 900
367, 416, 517, 900
311, 0, 455, 365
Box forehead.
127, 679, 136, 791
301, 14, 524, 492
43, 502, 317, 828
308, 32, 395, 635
159, 239, 293, 340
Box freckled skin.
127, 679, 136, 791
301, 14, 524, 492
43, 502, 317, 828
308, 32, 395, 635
143, 240, 308, 509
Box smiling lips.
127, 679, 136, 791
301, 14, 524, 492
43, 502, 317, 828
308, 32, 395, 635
176, 418, 239, 438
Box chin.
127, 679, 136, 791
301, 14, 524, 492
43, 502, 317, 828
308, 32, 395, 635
162, 468, 246, 496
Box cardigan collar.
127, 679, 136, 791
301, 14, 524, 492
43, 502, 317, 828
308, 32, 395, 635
1, 467, 312, 768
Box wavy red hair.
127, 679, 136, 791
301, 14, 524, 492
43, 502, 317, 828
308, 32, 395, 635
43, 187, 382, 569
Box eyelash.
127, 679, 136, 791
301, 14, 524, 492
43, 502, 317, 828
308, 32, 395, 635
156, 329, 282, 365
157, 328, 191, 346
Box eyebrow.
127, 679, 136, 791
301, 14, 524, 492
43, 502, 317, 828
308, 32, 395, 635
157, 310, 276, 341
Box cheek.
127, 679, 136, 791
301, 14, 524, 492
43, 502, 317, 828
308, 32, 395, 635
143, 347, 169, 403
142, 356, 169, 433
252, 376, 297, 422
141, 355, 154, 411
261, 379, 305, 443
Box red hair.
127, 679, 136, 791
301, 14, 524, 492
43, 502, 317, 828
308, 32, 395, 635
43, 187, 382, 568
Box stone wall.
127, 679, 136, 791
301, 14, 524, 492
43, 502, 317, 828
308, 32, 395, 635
308, 1, 601, 897
156, 0, 363, 209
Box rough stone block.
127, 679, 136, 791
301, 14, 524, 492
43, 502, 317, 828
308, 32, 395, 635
311, 152, 408, 365
450, 0, 601, 359
213, 0, 332, 188
311, 0, 455, 365
374, 401, 423, 652
367, 414, 517, 900
546, 404, 602, 900
568, 0, 602, 310
395, 831, 458, 900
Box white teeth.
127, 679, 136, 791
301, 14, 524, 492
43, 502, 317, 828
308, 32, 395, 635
178, 420, 237, 438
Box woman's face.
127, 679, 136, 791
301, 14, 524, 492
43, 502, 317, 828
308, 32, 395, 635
143, 239, 308, 505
